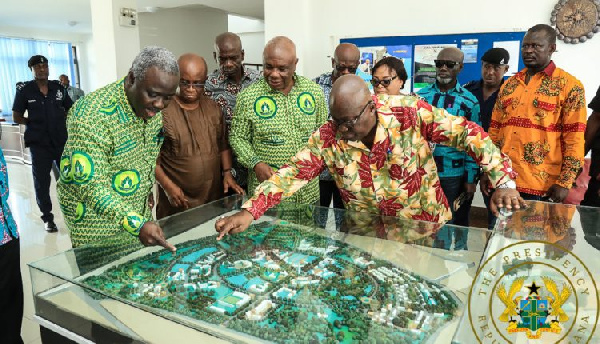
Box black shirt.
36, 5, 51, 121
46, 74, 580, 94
464, 79, 502, 132
589, 85, 600, 151
588, 85, 600, 177
12, 80, 73, 148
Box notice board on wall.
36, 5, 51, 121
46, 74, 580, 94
341, 31, 526, 92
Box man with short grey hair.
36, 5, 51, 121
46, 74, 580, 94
58, 46, 179, 255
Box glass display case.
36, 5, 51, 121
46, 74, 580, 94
29, 195, 495, 344
453, 201, 600, 343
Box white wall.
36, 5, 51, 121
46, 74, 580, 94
138, 6, 228, 73
228, 15, 265, 65
264, 0, 600, 98
0, 26, 94, 93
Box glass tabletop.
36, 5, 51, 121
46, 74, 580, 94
29, 195, 494, 344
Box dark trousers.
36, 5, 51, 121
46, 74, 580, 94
315, 180, 344, 228
0, 239, 24, 344
319, 180, 344, 209
29, 145, 61, 223
582, 179, 600, 207
434, 176, 472, 250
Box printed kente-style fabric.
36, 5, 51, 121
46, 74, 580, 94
230, 75, 328, 205
242, 94, 516, 224
489, 61, 586, 196
204, 67, 261, 133
0, 151, 18, 245
58, 77, 163, 253
417, 82, 481, 183
205, 68, 261, 187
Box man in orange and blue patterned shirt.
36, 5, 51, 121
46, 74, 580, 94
216, 75, 525, 239
489, 24, 587, 203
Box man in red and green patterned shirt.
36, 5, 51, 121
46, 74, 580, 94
216, 75, 525, 238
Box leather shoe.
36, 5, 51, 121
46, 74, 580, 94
45, 220, 58, 233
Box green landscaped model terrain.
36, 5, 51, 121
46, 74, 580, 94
84, 222, 459, 343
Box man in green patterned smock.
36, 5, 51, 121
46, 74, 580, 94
58, 46, 179, 255
230, 36, 327, 205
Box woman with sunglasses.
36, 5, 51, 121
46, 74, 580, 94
371, 56, 408, 95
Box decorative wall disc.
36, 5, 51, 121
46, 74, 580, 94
551, 0, 600, 44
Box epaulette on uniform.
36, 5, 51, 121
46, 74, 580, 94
16, 80, 32, 91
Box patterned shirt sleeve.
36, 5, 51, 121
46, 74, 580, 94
241, 128, 327, 219
556, 82, 587, 189
63, 115, 148, 236
416, 100, 517, 188
314, 87, 328, 128
230, 90, 261, 169
464, 101, 481, 184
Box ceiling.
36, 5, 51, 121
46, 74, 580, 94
0, 0, 263, 35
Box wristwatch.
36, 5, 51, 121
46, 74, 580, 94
223, 168, 236, 178
497, 180, 516, 189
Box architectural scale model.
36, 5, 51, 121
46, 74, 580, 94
84, 222, 458, 343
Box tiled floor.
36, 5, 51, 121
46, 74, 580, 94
7, 160, 73, 344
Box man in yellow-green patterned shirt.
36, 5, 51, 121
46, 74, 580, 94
230, 36, 327, 205
58, 46, 179, 255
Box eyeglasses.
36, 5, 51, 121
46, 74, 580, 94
370, 76, 398, 87
333, 100, 373, 129
434, 60, 460, 69
335, 65, 358, 73
179, 80, 205, 88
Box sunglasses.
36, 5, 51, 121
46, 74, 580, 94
335, 65, 358, 73
370, 76, 398, 87
434, 60, 460, 69
333, 100, 373, 129
179, 80, 205, 88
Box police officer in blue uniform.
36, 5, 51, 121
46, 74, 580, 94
12, 55, 73, 232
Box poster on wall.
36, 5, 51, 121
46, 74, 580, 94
357, 45, 413, 92
413, 44, 456, 92
493, 40, 521, 76
460, 39, 478, 63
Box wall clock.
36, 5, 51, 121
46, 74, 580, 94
551, 0, 600, 43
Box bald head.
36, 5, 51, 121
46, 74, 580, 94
214, 32, 244, 78
178, 53, 207, 104
437, 47, 464, 63
215, 32, 242, 52
329, 75, 375, 141
334, 43, 360, 62
332, 43, 360, 81
330, 75, 370, 109
263, 36, 298, 93
178, 53, 207, 77
264, 36, 297, 61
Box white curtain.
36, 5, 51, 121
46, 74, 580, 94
0, 36, 74, 116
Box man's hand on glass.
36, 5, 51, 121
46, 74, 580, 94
215, 210, 254, 240
490, 188, 526, 216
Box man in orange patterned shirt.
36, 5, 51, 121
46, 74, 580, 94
488, 24, 586, 203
